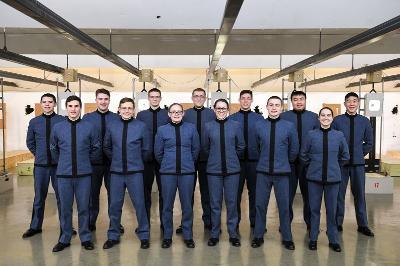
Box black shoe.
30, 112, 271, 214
329, 243, 341, 252
22, 228, 42, 239
72, 228, 77, 236
357, 226, 374, 237
309, 241, 317, 250
207, 238, 219, 246
251, 238, 264, 248
176, 225, 183, 234
229, 238, 241, 247
204, 224, 212, 231
82, 241, 94, 250
282, 240, 295, 250
162, 239, 172, 248
337, 225, 343, 232
119, 224, 125, 234
140, 239, 150, 249
89, 224, 96, 232
184, 239, 195, 248
52, 242, 70, 252
103, 239, 120, 249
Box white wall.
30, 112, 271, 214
2, 91, 399, 156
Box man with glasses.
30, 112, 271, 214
137, 88, 170, 229
177, 88, 215, 233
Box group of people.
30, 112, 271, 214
21, 87, 375, 253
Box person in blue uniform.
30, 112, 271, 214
50, 95, 101, 252
203, 99, 245, 247
333, 92, 374, 237
136, 88, 170, 229
22, 93, 65, 238
300, 107, 350, 252
176, 88, 215, 234
154, 103, 200, 249
251, 96, 299, 250
82, 88, 121, 233
281, 90, 319, 230
102, 98, 151, 250
230, 90, 263, 230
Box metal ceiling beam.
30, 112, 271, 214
1, 0, 140, 76
394, 83, 400, 88
205, 0, 244, 84
346, 74, 400, 88
252, 15, 400, 88
0, 80, 18, 87
0, 49, 113, 87
299, 58, 400, 87
0, 70, 65, 87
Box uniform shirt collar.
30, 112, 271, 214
67, 117, 81, 124
42, 112, 56, 118
96, 109, 110, 115
170, 121, 183, 127
239, 109, 252, 114
345, 112, 357, 118
216, 117, 228, 123
149, 107, 161, 113
121, 117, 134, 123
267, 116, 280, 122
292, 109, 306, 114
193, 106, 205, 112
320, 126, 331, 132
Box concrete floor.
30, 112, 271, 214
0, 171, 399, 266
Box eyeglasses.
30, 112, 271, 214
215, 107, 228, 112
169, 111, 183, 115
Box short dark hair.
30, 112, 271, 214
290, 90, 306, 100
213, 98, 229, 109
148, 88, 161, 96
168, 103, 183, 112
345, 92, 359, 101
267, 96, 283, 105
95, 88, 110, 97
40, 93, 56, 103
319, 107, 334, 116
192, 88, 206, 96
65, 95, 82, 107
119, 97, 135, 108
239, 90, 253, 98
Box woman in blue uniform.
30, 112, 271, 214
300, 107, 350, 252
203, 99, 245, 247
154, 103, 200, 249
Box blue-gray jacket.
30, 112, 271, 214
103, 117, 151, 175
332, 113, 373, 165
280, 109, 319, 152
230, 110, 264, 161
300, 127, 350, 184
183, 106, 216, 162
136, 107, 170, 160
154, 121, 200, 175
26, 112, 65, 167
203, 118, 245, 176
82, 110, 119, 165
50, 118, 101, 178
255, 117, 299, 175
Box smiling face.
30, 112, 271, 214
291, 94, 306, 111
239, 93, 252, 111
66, 100, 81, 120
148, 91, 162, 108
344, 96, 359, 115
168, 104, 184, 123
41, 96, 56, 115
266, 98, 282, 119
192, 90, 206, 108
118, 101, 135, 120
96, 93, 110, 112
319, 108, 334, 128
214, 101, 229, 120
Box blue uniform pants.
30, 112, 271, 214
143, 161, 162, 226
208, 174, 240, 239
254, 174, 292, 241
308, 181, 340, 244
289, 162, 310, 227
196, 161, 211, 226
107, 173, 149, 241
161, 174, 195, 240
30, 166, 61, 230
58, 176, 91, 244
89, 164, 110, 226
336, 165, 368, 227
237, 161, 257, 227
